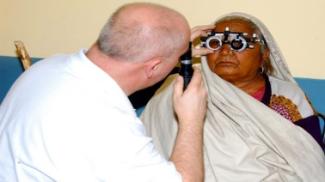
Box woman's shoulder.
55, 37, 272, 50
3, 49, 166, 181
267, 76, 315, 118
268, 76, 302, 92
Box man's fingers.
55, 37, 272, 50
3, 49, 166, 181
173, 75, 184, 99
187, 68, 202, 88
191, 24, 215, 41
191, 24, 215, 56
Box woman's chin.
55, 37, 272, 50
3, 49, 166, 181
214, 71, 239, 83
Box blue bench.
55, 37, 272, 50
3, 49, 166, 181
0, 56, 41, 103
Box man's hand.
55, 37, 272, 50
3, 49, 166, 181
173, 68, 207, 129
191, 25, 215, 57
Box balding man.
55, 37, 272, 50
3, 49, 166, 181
0, 3, 207, 182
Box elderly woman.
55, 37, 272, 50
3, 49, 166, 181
203, 14, 324, 147
141, 13, 325, 181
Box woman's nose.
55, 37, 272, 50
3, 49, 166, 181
220, 44, 233, 55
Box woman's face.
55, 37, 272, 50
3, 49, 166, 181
207, 19, 264, 83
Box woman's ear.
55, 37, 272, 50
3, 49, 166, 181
262, 47, 270, 61
144, 58, 162, 79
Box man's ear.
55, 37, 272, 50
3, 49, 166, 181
144, 58, 162, 79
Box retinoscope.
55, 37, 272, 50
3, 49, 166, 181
179, 42, 193, 90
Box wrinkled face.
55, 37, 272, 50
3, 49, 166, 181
207, 19, 264, 83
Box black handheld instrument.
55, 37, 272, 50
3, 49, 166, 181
179, 43, 193, 90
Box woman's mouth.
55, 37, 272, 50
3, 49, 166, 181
216, 59, 238, 67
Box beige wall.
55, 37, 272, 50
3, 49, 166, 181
1, 0, 324, 78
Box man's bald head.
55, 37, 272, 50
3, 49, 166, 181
97, 3, 190, 62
